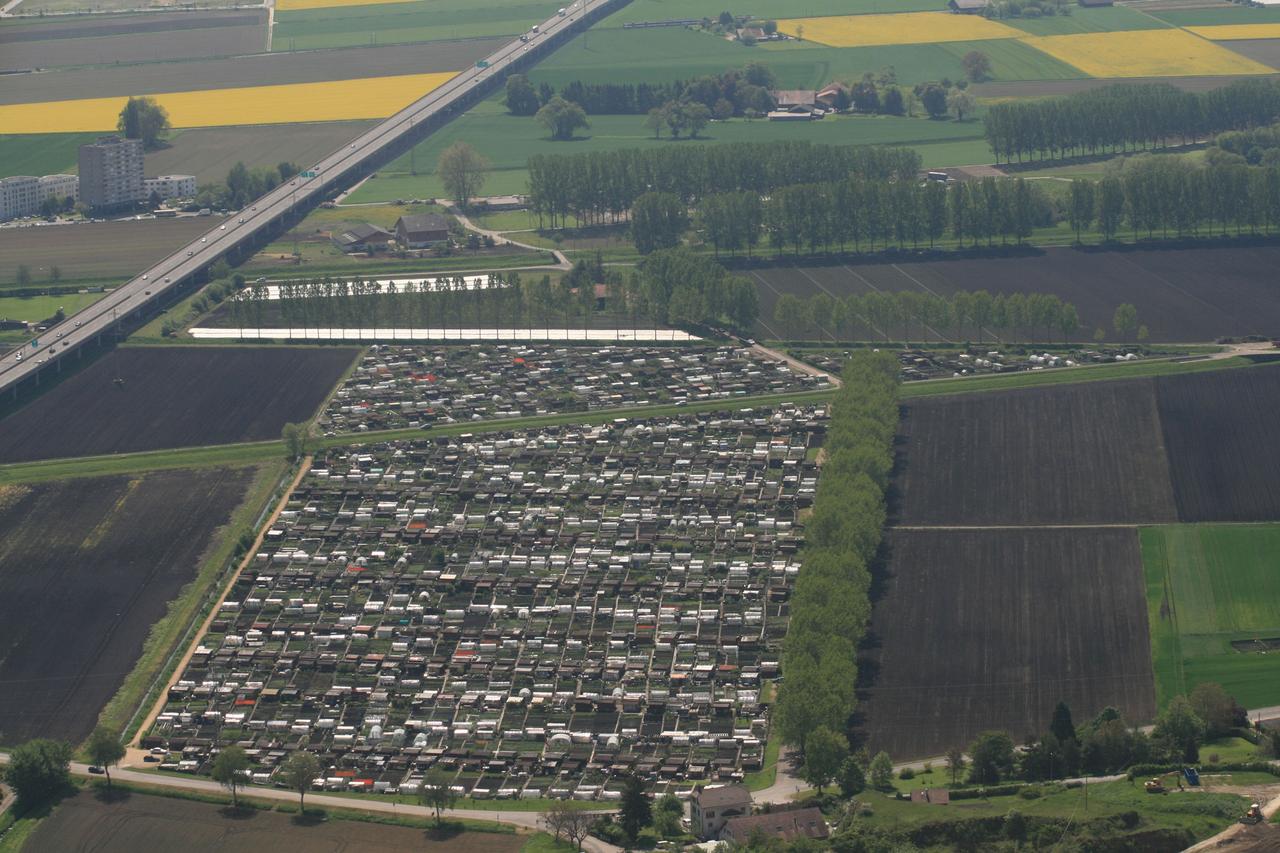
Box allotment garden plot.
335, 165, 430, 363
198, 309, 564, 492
146, 407, 825, 797
0, 347, 357, 463
320, 344, 831, 432
860, 528, 1156, 760
0, 468, 255, 744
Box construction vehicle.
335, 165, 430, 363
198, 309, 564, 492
1144, 778, 1167, 794
1241, 803, 1264, 825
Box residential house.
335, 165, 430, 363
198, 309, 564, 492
720, 807, 829, 844
691, 784, 752, 839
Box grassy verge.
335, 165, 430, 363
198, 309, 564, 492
521, 834, 576, 853
86, 778, 514, 835
96, 459, 289, 742
899, 355, 1249, 399
0, 441, 285, 485
244, 249, 558, 279
744, 735, 782, 791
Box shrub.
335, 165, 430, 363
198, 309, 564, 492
900, 767, 915, 780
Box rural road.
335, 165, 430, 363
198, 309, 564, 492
451, 208, 571, 270
750, 342, 840, 388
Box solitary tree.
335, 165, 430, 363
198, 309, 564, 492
418, 766, 457, 826
536, 96, 589, 141
117, 96, 171, 149
543, 802, 592, 850
868, 751, 895, 790
1153, 696, 1206, 762
282, 422, 310, 462
618, 773, 652, 843
1050, 701, 1077, 744
211, 745, 250, 808
945, 746, 967, 786
279, 751, 321, 814
968, 731, 1015, 785
653, 793, 683, 838
437, 142, 489, 210
1112, 303, 1138, 341
15, 265, 31, 288
801, 725, 848, 793
5, 739, 72, 807
962, 51, 993, 83
838, 757, 866, 797
504, 74, 541, 116
948, 88, 976, 122
86, 727, 125, 791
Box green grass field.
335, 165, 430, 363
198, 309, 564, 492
600, 0, 942, 26
347, 95, 993, 203
0, 133, 95, 180
0, 292, 105, 324
1000, 5, 1168, 36
1147, 6, 1280, 27
272, 0, 558, 50
1142, 523, 1280, 710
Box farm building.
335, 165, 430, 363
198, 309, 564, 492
948, 0, 989, 11
771, 90, 819, 111
396, 214, 451, 248
332, 223, 395, 253
767, 111, 816, 122
147, 405, 827, 798
1077, 0, 1113, 6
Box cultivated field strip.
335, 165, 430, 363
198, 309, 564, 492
860, 527, 1157, 760
0, 468, 255, 744
749, 245, 1280, 343
1156, 364, 1280, 521
891, 380, 1179, 526
0, 347, 358, 463
0, 41, 499, 106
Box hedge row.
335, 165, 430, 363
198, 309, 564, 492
772, 351, 901, 750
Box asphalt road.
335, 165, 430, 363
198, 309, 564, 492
0, 0, 619, 396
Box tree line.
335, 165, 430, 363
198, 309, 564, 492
772, 351, 899, 760
688, 176, 1049, 258
527, 141, 921, 228
985, 79, 1280, 164
772, 289, 1103, 345
194, 161, 301, 210
1065, 156, 1280, 241
625, 246, 758, 331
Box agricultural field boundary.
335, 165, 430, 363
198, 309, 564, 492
127, 457, 310, 749
0, 353, 1257, 483
103, 459, 289, 742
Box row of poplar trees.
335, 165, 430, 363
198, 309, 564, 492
773, 351, 900, 753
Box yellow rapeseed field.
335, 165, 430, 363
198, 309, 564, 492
775, 12, 1023, 48
0, 72, 457, 134
1020, 29, 1273, 77
1186, 23, 1280, 41
276, 0, 416, 11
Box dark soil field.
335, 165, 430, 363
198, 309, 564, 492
749, 245, 1280, 343
145, 122, 374, 185
0, 346, 357, 463
0, 467, 253, 745
859, 528, 1157, 760
1156, 363, 1280, 521
0, 11, 266, 71
0, 39, 496, 104
146, 120, 373, 183
1205, 39, 1280, 72
892, 380, 1179, 526
0, 218, 226, 287
23, 790, 525, 852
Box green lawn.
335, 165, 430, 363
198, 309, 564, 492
273, 0, 559, 50
1142, 524, 1280, 710
856, 776, 1247, 840
1000, 5, 1169, 36
1147, 6, 1280, 27
0, 291, 106, 324
0, 133, 95, 180
348, 94, 992, 203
